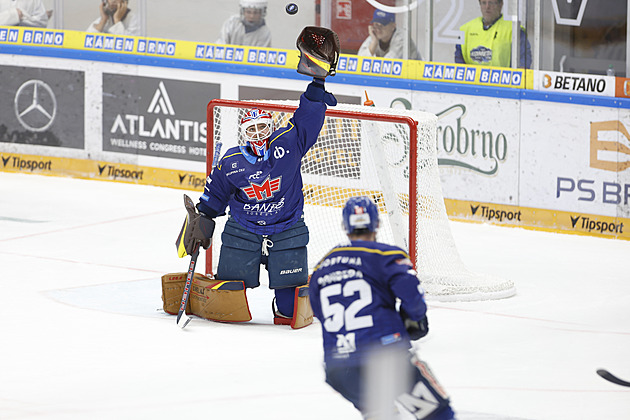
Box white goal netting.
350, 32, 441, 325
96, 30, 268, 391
206, 99, 515, 301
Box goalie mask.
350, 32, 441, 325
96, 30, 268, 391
241, 109, 273, 157
342, 196, 379, 234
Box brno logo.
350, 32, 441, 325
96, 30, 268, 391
435, 104, 508, 175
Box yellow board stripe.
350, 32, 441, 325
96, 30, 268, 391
1, 152, 627, 241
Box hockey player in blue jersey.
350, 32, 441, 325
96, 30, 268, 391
309, 196, 456, 419
176, 75, 337, 326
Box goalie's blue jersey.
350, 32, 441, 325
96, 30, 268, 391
198, 93, 326, 235
309, 240, 427, 367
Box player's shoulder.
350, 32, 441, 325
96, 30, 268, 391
216, 146, 244, 167
349, 240, 408, 256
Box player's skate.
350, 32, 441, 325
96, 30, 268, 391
271, 286, 314, 329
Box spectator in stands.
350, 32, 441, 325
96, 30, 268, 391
86, 0, 140, 36
0, 0, 48, 27
455, 0, 532, 68
357, 9, 421, 60
216, 0, 271, 47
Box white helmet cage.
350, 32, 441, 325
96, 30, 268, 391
240, 109, 274, 156
240, 0, 267, 18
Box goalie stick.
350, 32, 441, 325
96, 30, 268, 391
176, 194, 202, 329
596, 369, 630, 387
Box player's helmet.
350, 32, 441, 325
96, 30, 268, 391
240, 0, 267, 17
240, 108, 274, 157
342, 196, 379, 234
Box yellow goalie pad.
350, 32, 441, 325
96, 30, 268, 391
161, 273, 252, 322
291, 284, 314, 329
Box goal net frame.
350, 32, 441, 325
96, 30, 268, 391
205, 98, 515, 301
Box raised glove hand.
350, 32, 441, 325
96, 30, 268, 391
400, 307, 429, 341
304, 77, 337, 106
296, 26, 340, 79
175, 195, 216, 258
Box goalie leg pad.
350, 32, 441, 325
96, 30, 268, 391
190, 276, 252, 323
267, 221, 309, 289
217, 217, 262, 288
273, 284, 314, 329
291, 284, 314, 329
161, 272, 196, 314
161, 272, 252, 322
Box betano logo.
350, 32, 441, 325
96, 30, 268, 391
590, 121, 630, 172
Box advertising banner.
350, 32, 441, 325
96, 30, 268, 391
0, 65, 84, 149
533, 69, 615, 97
360, 89, 521, 205
520, 101, 629, 219
102, 74, 220, 162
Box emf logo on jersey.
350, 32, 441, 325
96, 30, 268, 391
241, 175, 282, 201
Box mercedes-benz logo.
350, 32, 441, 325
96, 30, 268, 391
14, 80, 57, 132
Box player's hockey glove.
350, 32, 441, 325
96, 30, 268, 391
175, 206, 215, 258
296, 26, 340, 79
400, 307, 429, 341
305, 77, 337, 106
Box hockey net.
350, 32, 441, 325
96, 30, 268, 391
206, 99, 515, 301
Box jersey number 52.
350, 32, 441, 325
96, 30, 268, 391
320, 279, 374, 332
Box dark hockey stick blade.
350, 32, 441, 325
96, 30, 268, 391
596, 369, 630, 387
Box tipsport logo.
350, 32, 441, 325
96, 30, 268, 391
470, 204, 522, 222
570, 215, 624, 234
178, 173, 205, 189
1, 155, 52, 171
97, 164, 144, 180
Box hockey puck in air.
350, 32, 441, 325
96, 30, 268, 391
286, 3, 298, 15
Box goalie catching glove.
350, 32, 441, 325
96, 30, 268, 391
400, 307, 429, 341
175, 201, 215, 258
296, 26, 340, 79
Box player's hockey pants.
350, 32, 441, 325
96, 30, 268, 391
325, 354, 455, 420
217, 217, 310, 289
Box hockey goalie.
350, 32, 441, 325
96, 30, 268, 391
163, 27, 340, 329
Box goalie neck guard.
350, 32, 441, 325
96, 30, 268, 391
241, 108, 273, 157
342, 196, 379, 234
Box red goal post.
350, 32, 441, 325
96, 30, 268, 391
206, 99, 515, 302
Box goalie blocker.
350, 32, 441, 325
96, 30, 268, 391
161, 272, 314, 329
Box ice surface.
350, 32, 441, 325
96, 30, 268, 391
0, 172, 628, 420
